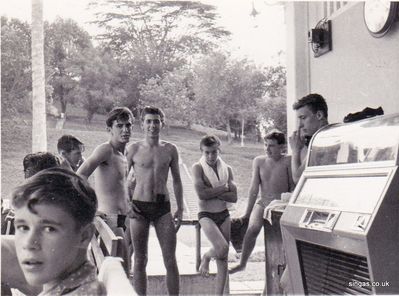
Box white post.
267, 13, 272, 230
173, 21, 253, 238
31, 0, 47, 152
285, 2, 310, 151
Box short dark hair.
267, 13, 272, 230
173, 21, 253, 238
12, 168, 97, 228
200, 135, 221, 149
293, 93, 328, 119
140, 106, 165, 124
23, 152, 60, 179
106, 107, 134, 127
57, 135, 84, 153
264, 130, 286, 145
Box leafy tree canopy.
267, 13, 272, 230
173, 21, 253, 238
73, 48, 127, 122
91, 1, 230, 63
89, 1, 231, 109
1, 17, 32, 115
45, 17, 93, 114
139, 67, 195, 127
193, 51, 267, 142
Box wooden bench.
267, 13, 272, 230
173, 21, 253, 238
89, 216, 123, 269
89, 216, 136, 295
98, 257, 136, 296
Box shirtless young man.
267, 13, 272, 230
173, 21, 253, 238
289, 93, 329, 183
77, 106, 134, 271
192, 135, 237, 295
126, 106, 183, 296
229, 130, 294, 274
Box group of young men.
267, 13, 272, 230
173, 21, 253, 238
3, 93, 329, 296
72, 106, 183, 295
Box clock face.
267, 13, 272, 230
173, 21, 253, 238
364, 0, 398, 37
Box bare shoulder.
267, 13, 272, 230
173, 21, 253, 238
161, 140, 177, 149
126, 141, 142, 154
192, 162, 203, 175
192, 161, 201, 170
92, 142, 113, 158
254, 155, 267, 165
282, 155, 292, 166
161, 140, 178, 153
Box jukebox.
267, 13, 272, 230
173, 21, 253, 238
280, 113, 399, 295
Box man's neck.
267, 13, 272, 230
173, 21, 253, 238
270, 154, 283, 162
110, 139, 126, 153
145, 136, 160, 147
320, 119, 329, 128
208, 161, 218, 171
306, 120, 329, 147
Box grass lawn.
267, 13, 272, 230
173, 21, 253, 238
1, 111, 267, 282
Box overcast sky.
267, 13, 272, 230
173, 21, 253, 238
0, 0, 286, 66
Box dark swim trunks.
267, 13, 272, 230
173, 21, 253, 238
103, 213, 127, 232
198, 209, 230, 227
130, 200, 171, 223
117, 214, 127, 231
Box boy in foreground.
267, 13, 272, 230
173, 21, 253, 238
192, 135, 237, 295
12, 167, 105, 295
229, 130, 294, 274
1, 152, 61, 295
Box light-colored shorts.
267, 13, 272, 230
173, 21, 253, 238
256, 198, 275, 209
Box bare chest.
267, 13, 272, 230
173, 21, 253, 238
102, 153, 128, 179
133, 147, 171, 170
259, 160, 289, 184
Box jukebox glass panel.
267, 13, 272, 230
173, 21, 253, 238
308, 114, 399, 166
294, 176, 387, 213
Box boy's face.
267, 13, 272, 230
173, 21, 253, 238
63, 147, 84, 171
201, 144, 220, 166
142, 114, 162, 137
14, 203, 90, 287
264, 139, 284, 160
109, 117, 133, 144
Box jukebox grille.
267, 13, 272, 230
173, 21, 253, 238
297, 240, 372, 295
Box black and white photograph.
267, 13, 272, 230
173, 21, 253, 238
1, 0, 399, 295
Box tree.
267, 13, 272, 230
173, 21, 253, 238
257, 94, 287, 134
1, 17, 32, 115
90, 0, 231, 110
257, 64, 287, 135
139, 67, 196, 127
263, 64, 286, 98
193, 52, 266, 143
73, 48, 127, 123
45, 17, 93, 115
31, 0, 47, 152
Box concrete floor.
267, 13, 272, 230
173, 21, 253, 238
140, 227, 265, 295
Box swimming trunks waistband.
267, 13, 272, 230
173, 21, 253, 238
198, 209, 230, 228
256, 198, 275, 209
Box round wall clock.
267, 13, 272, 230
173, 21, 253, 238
364, 0, 398, 38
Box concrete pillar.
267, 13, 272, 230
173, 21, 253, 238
285, 2, 311, 139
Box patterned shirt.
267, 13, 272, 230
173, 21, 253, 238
39, 261, 105, 296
